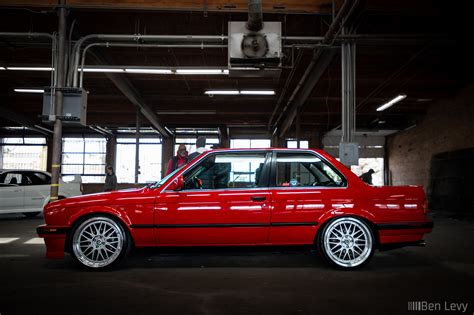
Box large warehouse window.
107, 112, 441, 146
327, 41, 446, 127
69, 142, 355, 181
287, 140, 309, 149
62, 137, 106, 183
174, 137, 219, 155
116, 138, 162, 184
230, 139, 271, 149
0, 137, 47, 170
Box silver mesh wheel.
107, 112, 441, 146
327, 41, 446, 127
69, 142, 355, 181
72, 217, 124, 268
323, 217, 373, 268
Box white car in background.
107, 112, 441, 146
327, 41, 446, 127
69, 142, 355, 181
0, 170, 82, 217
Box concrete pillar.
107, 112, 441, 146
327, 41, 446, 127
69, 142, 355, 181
161, 136, 174, 178
105, 135, 117, 169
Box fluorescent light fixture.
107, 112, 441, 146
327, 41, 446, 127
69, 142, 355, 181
0, 66, 5, 70
376, 94, 407, 111
204, 90, 275, 96
81, 67, 124, 73
7, 67, 53, 71
205, 90, 239, 95
176, 69, 229, 75
14, 88, 44, 93
240, 90, 275, 95
124, 68, 172, 74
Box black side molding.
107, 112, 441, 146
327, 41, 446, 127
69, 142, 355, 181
130, 222, 318, 229
376, 221, 434, 230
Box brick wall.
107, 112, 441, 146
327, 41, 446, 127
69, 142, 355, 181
387, 84, 474, 189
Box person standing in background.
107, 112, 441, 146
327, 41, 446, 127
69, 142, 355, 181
188, 136, 207, 161
360, 169, 375, 185
166, 144, 189, 175
104, 166, 118, 191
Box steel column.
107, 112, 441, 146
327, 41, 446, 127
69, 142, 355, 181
341, 37, 356, 143
135, 110, 141, 184
50, 4, 67, 201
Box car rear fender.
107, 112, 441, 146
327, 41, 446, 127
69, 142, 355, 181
316, 209, 379, 245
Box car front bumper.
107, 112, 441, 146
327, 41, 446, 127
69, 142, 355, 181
37, 225, 69, 259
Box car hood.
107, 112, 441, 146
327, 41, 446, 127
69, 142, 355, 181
46, 187, 152, 209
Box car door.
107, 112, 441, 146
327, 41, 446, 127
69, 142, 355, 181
22, 172, 50, 211
154, 151, 272, 245
0, 172, 25, 213
268, 151, 355, 244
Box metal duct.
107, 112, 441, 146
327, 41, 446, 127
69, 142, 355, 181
247, 0, 263, 32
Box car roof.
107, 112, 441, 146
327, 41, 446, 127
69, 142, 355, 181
0, 169, 51, 175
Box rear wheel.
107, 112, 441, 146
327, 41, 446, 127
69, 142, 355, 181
317, 217, 375, 269
70, 216, 131, 269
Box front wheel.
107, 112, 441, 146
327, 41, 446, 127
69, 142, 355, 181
70, 216, 131, 269
317, 217, 375, 269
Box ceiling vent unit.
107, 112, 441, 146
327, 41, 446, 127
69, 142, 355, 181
228, 0, 282, 77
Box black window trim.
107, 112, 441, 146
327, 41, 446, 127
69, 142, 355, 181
165, 150, 273, 192
269, 150, 348, 189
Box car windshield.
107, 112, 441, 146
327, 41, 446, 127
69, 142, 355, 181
149, 166, 185, 189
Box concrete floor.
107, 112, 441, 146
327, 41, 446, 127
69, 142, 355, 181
0, 214, 473, 315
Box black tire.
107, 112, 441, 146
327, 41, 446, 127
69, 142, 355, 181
22, 212, 41, 218
69, 215, 131, 270
317, 217, 375, 270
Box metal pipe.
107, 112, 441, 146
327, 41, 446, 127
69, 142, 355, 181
50, 4, 67, 201
78, 42, 227, 87
247, 0, 263, 32
68, 33, 327, 86
273, 0, 360, 136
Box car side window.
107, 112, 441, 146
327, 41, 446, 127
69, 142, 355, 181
3, 173, 23, 185
183, 152, 269, 190
274, 152, 346, 188
31, 172, 51, 185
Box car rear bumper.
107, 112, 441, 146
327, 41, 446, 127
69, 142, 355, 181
376, 220, 434, 246
37, 225, 69, 259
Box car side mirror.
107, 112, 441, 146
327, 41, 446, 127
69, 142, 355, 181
168, 175, 184, 191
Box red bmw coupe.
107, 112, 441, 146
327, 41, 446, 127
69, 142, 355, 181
37, 148, 433, 270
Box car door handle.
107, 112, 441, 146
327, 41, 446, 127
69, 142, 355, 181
251, 196, 266, 202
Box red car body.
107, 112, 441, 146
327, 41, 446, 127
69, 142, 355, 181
37, 148, 433, 264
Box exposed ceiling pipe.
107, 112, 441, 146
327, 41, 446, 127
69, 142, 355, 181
68, 33, 329, 86
247, 0, 263, 32
273, 0, 362, 137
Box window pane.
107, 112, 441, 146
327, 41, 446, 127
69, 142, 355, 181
62, 138, 84, 152
81, 175, 105, 184
84, 138, 106, 152
84, 164, 105, 174
139, 144, 162, 183
2, 138, 23, 144
287, 141, 298, 148
183, 152, 267, 190
116, 143, 136, 183
62, 153, 84, 164
250, 139, 271, 148
351, 158, 384, 186
62, 164, 83, 174
1, 145, 48, 170
274, 153, 345, 187
84, 153, 106, 164
24, 138, 46, 144
231, 139, 250, 148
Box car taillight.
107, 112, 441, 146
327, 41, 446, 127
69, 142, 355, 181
80, 184, 84, 193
